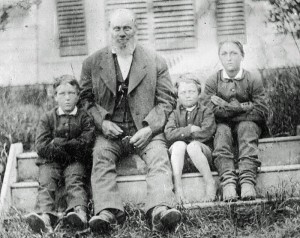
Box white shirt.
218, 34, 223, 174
112, 48, 134, 80
222, 68, 243, 80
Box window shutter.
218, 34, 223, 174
56, 0, 88, 57
153, 0, 197, 51
216, 0, 246, 44
105, 0, 150, 45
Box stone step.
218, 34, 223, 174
16, 136, 300, 182
11, 164, 300, 211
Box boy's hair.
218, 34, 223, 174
175, 73, 202, 96
53, 75, 80, 94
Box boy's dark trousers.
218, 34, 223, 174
213, 121, 262, 187
35, 161, 88, 216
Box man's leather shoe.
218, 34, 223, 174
65, 206, 87, 229
25, 212, 53, 233
89, 210, 117, 233
151, 206, 181, 232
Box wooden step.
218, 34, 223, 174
11, 164, 300, 211
16, 136, 300, 182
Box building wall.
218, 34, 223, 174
0, 0, 38, 86
0, 0, 300, 86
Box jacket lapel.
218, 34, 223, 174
128, 45, 147, 94
99, 47, 117, 96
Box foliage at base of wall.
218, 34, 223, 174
260, 66, 300, 137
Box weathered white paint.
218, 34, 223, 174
0, 143, 23, 214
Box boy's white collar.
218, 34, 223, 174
222, 68, 243, 80
57, 106, 77, 115
186, 105, 196, 112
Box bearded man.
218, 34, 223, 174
79, 8, 181, 233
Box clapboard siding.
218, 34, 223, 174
216, 0, 246, 43
56, 0, 88, 57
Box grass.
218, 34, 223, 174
2, 199, 300, 238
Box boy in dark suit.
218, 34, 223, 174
25, 75, 95, 233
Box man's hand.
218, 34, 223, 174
102, 120, 123, 139
211, 95, 229, 107
190, 125, 201, 133
130, 126, 152, 149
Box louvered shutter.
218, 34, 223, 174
216, 0, 246, 44
56, 0, 88, 57
105, 0, 150, 45
153, 0, 197, 51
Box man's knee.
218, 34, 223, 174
92, 136, 118, 163
142, 141, 170, 168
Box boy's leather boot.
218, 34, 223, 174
65, 205, 87, 229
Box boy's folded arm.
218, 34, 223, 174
203, 79, 243, 119
35, 115, 67, 160
164, 111, 192, 143
191, 107, 216, 142
63, 113, 96, 154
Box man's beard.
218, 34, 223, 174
112, 37, 136, 57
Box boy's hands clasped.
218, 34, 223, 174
211, 95, 253, 112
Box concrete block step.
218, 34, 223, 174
258, 136, 300, 166
11, 164, 300, 211
16, 136, 300, 182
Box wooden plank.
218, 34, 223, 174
0, 143, 23, 214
